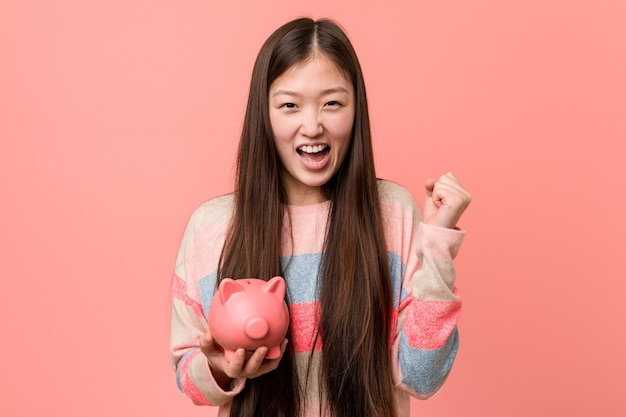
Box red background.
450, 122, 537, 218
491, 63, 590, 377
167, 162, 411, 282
2, 1, 625, 416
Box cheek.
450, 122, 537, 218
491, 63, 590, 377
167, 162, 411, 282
329, 114, 355, 143
269, 113, 294, 143
270, 125, 293, 163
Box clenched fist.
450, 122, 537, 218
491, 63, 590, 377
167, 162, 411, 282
423, 172, 472, 229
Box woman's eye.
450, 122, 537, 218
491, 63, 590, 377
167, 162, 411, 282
281, 103, 297, 109
325, 100, 341, 107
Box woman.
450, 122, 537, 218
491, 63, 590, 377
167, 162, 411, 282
170, 17, 471, 417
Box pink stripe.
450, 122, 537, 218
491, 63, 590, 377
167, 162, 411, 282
172, 274, 205, 318
390, 296, 411, 347
292, 302, 407, 351
389, 307, 399, 348
179, 350, 213, 405
290, 302, 322, 353
419, 223, 463, 260
403, 297, 461, 349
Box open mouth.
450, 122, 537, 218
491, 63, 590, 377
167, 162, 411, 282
297, 144, 330, 164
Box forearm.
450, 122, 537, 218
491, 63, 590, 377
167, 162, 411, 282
171, 275, 245, 405
393, 222, 464, 398
174, 347, 246, 406
394, 295, 461, 398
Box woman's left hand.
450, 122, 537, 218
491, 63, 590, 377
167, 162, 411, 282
423, 172, 472, 229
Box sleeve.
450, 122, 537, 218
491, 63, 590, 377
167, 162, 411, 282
390, 198, 465, 399
169, 205, 246, 406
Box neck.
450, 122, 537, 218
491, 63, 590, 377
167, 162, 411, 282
284, 185, 326, 206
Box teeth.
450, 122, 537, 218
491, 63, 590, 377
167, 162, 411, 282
299, 145, 327, 153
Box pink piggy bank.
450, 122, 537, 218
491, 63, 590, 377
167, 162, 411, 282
208, 276, 289, 361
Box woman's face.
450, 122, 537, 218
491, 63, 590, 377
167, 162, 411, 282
269, 53, 355, 205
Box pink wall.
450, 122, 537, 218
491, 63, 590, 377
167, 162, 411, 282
2, 1, 625, 416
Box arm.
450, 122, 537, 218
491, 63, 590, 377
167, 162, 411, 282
392, 221, 464, 398
387, 174, 471, 398
169, 201, 247, 406
169, 198, 288, 405
170, 264, 247, 406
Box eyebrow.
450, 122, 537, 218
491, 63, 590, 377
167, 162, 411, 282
271, 87, 350, 98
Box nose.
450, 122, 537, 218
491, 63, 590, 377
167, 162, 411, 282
245, 316, 269, 340
299, 109, 323, 137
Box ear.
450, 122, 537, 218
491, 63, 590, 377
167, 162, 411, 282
219, 278, 244, 304
264, 276, 286, 300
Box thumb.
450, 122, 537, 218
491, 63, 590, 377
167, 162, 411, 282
424, 178, 436, 198
199, 333, 210, 349
199, 332, 220, 352
423, 178, 438, 221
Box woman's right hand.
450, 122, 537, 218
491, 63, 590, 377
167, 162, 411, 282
199, 332, 288, 389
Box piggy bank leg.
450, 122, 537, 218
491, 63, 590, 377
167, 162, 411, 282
266, 345, 282, 359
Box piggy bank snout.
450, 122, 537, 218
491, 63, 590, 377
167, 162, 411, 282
244, 315, 270, 340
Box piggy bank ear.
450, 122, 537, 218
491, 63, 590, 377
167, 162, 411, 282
219, 278, 244, 304
265, 276, 286, 300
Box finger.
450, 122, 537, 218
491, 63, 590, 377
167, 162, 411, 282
242, 346, 268, 376
245, 340, 288, 379
434, 173, 459, 189
438, 173, 471, 198
427, 174, 465, 198
432, 174, 469, 195
430, 181, 453, 207
432, 183, 469, 207
223, 348, 246, 378
432, 181, 458, 195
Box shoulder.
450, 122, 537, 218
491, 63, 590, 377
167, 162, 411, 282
186, 193, 235, 230
377, 179, 422, 224
377, 179, 418, 210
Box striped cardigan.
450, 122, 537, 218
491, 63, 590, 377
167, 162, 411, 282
170, 180, 464, 416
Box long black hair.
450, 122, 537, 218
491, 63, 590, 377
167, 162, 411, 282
218, 18, 395, 417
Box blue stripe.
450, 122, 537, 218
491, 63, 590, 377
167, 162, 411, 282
175, 349, 198, 393
387, 252, 407, 307
199, 273, 218, 319
200, 252, 409, 312
282, 253, 322, 304
197, 254, 323, 312
398, 327, 459, 395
